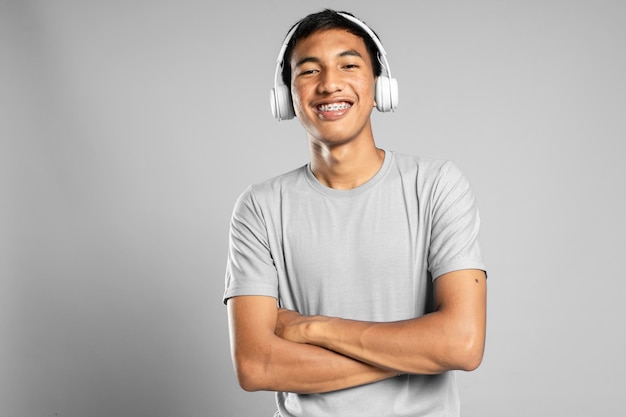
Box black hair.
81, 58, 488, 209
280, 9, 383, 88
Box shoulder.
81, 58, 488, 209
233, 165, 309, 211
386, 152, 477, 210
389, 151, 465, 183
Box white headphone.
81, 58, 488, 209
270, 12, 399, 121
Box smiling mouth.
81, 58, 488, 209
317, 102, 352, 112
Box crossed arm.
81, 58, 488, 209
227, 269, 486, 394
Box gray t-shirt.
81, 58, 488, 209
224, 150, 486, 417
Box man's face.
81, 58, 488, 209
290, 28, 377, 147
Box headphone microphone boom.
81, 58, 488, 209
270, 12, 398, 121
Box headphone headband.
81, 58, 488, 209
270, 12, 398, 121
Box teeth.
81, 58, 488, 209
318, 102, 351, 112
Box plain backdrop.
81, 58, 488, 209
2, 0, 625, 416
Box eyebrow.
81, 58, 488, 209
294, 49, 364, 68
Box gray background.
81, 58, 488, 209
2, 0, 624, 416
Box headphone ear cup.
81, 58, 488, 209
375, 76, 399, 112
270, 84, 295, 121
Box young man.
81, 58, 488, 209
224, 9, 487, 417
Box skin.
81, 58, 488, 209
274, 269, 487, 375
227, 28, 487, 394
290, 28, 384, 189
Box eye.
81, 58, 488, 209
298, 68, 318, 76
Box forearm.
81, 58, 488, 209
228, 296, 396, 394
235, 334, 397, 394
278, 270, 487, 374
302, 311, 481, 374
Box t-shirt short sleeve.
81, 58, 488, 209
427, 161, 486, 279
223, 186, 279, 304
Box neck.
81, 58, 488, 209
309, 140, 385, 190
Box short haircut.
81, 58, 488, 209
281, 9, 384, 88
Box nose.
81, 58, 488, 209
317, 68, 344, 94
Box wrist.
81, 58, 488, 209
305, 315, 332, 348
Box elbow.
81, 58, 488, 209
456, 346, 483, 371
236, 371, 260, 392
450, 330, 485, 372
232, 355, 271, 392
234, 361, 261, 392
433, 321, 485, 373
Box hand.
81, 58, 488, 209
275, 308, 314, 344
